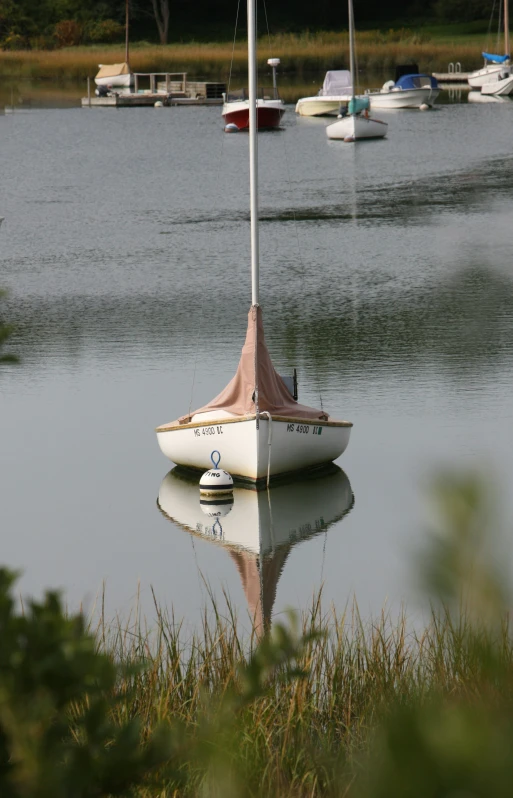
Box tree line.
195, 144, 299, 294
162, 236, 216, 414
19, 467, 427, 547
0, 0, 498, 49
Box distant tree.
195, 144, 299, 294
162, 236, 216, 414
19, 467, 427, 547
150, 0, 169, 43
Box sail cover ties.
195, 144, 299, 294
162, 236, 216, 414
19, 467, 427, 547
179, 306, 329, 422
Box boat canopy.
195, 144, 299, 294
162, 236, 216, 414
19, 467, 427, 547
95, 62, 131, 79
181, 306, 328, 422
320, 70, 352, 96
349, 96, 370, 114
395, 73, 438, 89
482, 52, 510, 63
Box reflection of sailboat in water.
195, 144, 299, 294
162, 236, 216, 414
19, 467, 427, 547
157, 465, 354, 634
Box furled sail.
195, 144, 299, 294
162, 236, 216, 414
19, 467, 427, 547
181, 305, 328, 422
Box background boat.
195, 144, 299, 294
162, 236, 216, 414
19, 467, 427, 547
295, 71, 354, 117
366, 73, 439, 109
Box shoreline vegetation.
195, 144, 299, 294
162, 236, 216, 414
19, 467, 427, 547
1, 471, 513, 795
0, 31, 488, 81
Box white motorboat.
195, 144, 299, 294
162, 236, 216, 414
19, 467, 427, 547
468, 1, 511, 88
481, 68, 513, 94
295, 71, 354, 116
326, 0, 388, 142
156, 0, 352, 484
157, 465, 354, 633
366, 73, 439, 109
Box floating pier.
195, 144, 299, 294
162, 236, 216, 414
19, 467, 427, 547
82, 72, 226, 107
432, 63, 470, 83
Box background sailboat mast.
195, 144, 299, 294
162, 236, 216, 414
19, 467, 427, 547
505, 0, 510, 57
125, 0, 130, 66
348, 0, 356, 104
248, 0, 259, 306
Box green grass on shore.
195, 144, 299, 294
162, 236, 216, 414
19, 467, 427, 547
0, 30, 500, 81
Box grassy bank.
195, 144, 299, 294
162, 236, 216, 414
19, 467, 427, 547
0, 31, 488, 81
0, 471, 512, 796
98, 595, 513, 797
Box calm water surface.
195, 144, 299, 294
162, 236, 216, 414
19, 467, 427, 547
1, 93, 513, 627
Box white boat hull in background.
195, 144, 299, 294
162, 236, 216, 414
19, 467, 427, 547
468, 64, 508, 87
481, 72, 513, 95
367, 87, 439, 109
295, 95, 352, 116
326, 113, 388, 141
95, 73, 133, 88
156, 414, 352, 483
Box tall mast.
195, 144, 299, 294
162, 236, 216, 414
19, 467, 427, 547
348, 0, 356, 103
505, 0, 510, 58
248, 0, 259, 306
125, 0, 130, 66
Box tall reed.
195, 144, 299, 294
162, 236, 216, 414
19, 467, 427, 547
0, 32, 484, 80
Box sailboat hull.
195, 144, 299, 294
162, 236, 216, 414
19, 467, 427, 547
222, 99, 285, 129
468, 65, 508, 88
156, 415, 352, 482
326, 114, 388, 141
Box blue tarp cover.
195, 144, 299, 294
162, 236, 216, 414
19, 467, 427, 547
395, 73, 438, 89
482, 52, 510, 63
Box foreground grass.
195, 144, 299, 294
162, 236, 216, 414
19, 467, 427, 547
97, 593, 513, 797
0, 30, 493, 80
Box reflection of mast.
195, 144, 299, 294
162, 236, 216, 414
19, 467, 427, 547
229, 548, 290, 637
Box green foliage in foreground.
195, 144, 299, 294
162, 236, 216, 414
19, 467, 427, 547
2, 471, 513, 796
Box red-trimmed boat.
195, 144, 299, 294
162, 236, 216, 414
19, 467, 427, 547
222, 87, 285, 130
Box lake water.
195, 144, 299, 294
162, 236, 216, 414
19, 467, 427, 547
1, 87, 513, 630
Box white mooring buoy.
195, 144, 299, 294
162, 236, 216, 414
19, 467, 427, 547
154, 100, 164, 107
199, 450, 234, 495
224, 123, 239, 133
419, 103, 429, 111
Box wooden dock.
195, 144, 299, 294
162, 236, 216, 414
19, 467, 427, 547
433, 63, 470, 83
82, 72, 226, 108
82, 95, 223, 107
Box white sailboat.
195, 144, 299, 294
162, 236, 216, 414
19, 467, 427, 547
157, 465, 354, 634
94, 0, 134, 88
480, 0, 513, 95
156, 0, 352, 485
326, 0, 388, 142
468, 0, 511, 90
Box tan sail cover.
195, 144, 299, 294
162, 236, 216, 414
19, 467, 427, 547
182, 305, 328, 422
95, 62, 130, 79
